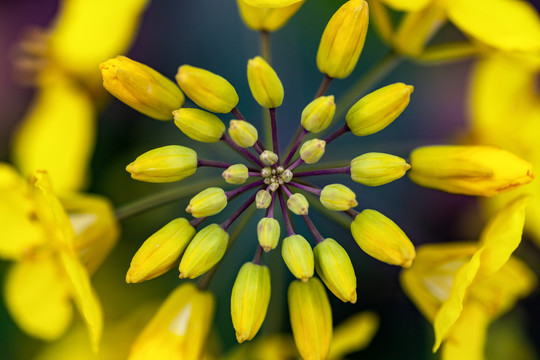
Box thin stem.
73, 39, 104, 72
282, 185, 293, 197
221, 190, 258, 231
252, 245, 264, 265
260, 30, 271, 63
198, 159, 234, 169
248, 171, 262, 177
314, 74, 333, 99
226, 180, 264, 200
278, 190, 295, 236
294, 166, 351, 178
189, 217, 206, 228
222, 133, 264, 167
287, 158, 304, 171
256, 139, 267, 152
198, 266, 217, 290
302, 215, 324, 244
266, 190, 276, 218
231, 106, 245, 120
288, 182, 321, 196
283, 128, 308, 167
253, 142, 264, 155
324, 124, 351, 145
269, 108, 279, 160
345, 209, 359, 219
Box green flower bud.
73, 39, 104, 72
282, 169, 293, 182
256, 190, 272, 209
287, 193, 309, 215
260, 150, 279, 166
350, 152, 410, 186
247, 56, 284, 108
222, 164, 249, 185
320, 184, 358, 211
300, 139, 326, 164
173, 108, 225, 143
261, 167, 272, 178
186, 187, 227, 218
301, 96, 335, 133
257, 217, 280, 251
229, 120, 258, 148
282, 234, 314, 281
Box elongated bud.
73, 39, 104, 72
350, 152, 410, 186
282, 235, 314, 281
229, 120, 258, 147
301, 96, 336, 133
314, 238, 357, 303
300, 139, 326, 164
186, 187, 227, 218
260, 150, 279, 166
320, 184, 358, 211
346, 83, 414, 136
256, 190, 272, 209
173, 108, 225, 143
237, 0, 304, 31
288, 278, 332, 360
179, 224, 229, 279
287, 193, 309, 215
176, 65, 239, 113
257, 218, 280, 251
129, 283, 214, 360
126, 218, 196, 283
247, 56, 284, 108
316, 0, 369, 79
223, 164, 249, 185
126, 145, 197, 183
241, 0, 304, 8
100, 56, 183, 120
409, 145, 534, 197
231, 262, 271, 343
351, 209, 415, 267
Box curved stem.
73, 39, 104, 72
302, 215, 324, 244
294, 166, 351, 178
283, 128, 308, 167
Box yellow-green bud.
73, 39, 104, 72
257, 217, 280, 251
223, 164, 249, 185
231, 262, 271, 343
100, 56, 184, 120
229, 120, 258, 148
409, 145, 534, 197
179, 224, 229, 279
287, 193, 309, 215
260, 150, 279, 166
186, 187, 227, 218
241, 0, 304, 9
247, 56, 284, 108
126, 145, 197, 183
350, 152, 410, 186
261, 167, 272, 178
320, 184, 358, 211
237, 0, 304, 31
300, 139, 326, 164
288, 278, 332, 360
256, 190, 272, 209
314, 238, 357, 303
126, 218, 196, 283
301, 96, 335, 133
176, 65, 239, 113
173, 108, 225, 143
316, 0, 369, 79
282, 169, 293, 182
346, 83, 414, 136
282, 234, 314, 281
351, 209, 415, 268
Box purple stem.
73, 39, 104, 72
278, 190, 295, 236
266, 191, 276, 218
288, 158, 304, 171
253, 142, 264, 155
231, 107, 245, 120
302, 215, 324, 244
314, 74, 334, 99
270, 108, 279, 161
221, 190, 258, 231
324, 124, 351, 145
198, 159, 233, 169
222, 133, 264, 167
226, 180, 264, 200
189, 217, 206, 228
256, 139, 267, 152
345, 209, 359, 219
283, 128, 308, 167
252, 245, 264, 265
282, 185, 293, 197
294, 166, 351, 178
288, 182, 322, 196
248, 171, 262, 177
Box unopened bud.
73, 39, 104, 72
247, 56, 284, 108
287, 193, 309, 215
260, 150, 279, 166
320, 184, 358, 211
257, 218, 280, 251
173, 108, 225, 143
282, 169, 293, 182
301, 96, 335, 133
256, 190, 272, 209
261, 167, 272, 178
282, 234, 314, 281
237, 0, 304, 32
350, 152, 410, 186
223, 164, 249, 185
229, 120, 258, 147
300, 139, 326, 164
186, 187, 227, 218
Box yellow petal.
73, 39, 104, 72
241, 0, 303, 8
328, 311, 379, 359
379, 0, 432, 12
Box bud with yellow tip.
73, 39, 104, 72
350, 152, 410, 186
288, 278, 332, 360
231, 262, 271, 343
256, 190, 272, 209
301, 96, 335, 133
300, 139, 326, 164
346, 83, 414, 136
175, 65, 239, 113
320, 184, 358, 211
260, 150, 279, 166
126, 145, 197, 183
186, 187, 227, 218
223, 164, 249, 185
229, 120, 258, 148
100, 56, 184, 120
351, 209, 415, 267
178, 224, 229, 279
316, 0, 369, 79
314, 238, 357, 303
237, 0, 304, 32
126, 218, 196, 283
409, 145, 534, 197
173, 108, 225, 143
282, 234, 314, 281
257, 218, 280, 251
287, 193, 309, 215
247, 56, 284, 108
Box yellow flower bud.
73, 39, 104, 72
282, 169, 293, 182
186, 187, 228, 218
301, 96, 335, 133
229, 120, 258, 148
175, 65, 239, 113
173, 108, 225, 143
300, 139, 326, 164
126, 145, 197, 183
178, 224, 229, 279
350, 152, 410, 186
316, 0, 369, 79
237, 0, 304, 32
287, 193, 309, 215
100, 56, 184, 120
231, 262, 271, 343
260, 150, 279, 166
247, 56, 284, 108
314, 238, 357, 303
222, 164, 249, 185
320, 184, 358, 211
346, 83, 414, 136
282, 234, 314, 281
129, 283, 214, 360
351, 209, 415, 268
241, 0, 304, 8
257, 217, 281, 251
409, 145, 534, 197
288, 278, 332, 360
256, 190, 272, 209
126, 218, 196, 283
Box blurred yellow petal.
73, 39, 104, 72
328, 311, 379, 359
379, 0, 432, 12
